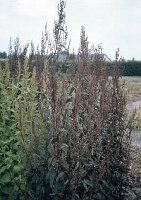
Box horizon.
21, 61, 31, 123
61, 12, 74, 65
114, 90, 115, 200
1, 0, 141, 60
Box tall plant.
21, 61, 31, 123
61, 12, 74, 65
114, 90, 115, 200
0, 62, 26, 200
21, 27, 131, 199
0, 1, 132, 199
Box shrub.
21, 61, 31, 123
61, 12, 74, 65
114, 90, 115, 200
14, 27, 131, 200
0, 63, 26, 200
120, 60, 141, 76
0, 1, 132, 199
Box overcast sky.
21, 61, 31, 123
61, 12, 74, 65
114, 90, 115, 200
1, 0, 141, 60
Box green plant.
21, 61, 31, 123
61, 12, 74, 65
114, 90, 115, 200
132, 108, 141, 130
20, 27, 131, 199
0, 62, 26, 200
0, 1, 132, 199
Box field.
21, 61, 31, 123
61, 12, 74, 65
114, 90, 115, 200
123, 76, 141, 198
122, 76, 141, 103
122, 76, 141, 131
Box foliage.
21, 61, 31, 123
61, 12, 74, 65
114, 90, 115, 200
120, 61, 141, 76
0, 63, 26, 200
15, 27, 130, 200
0, 1, 133, 200
108, 61, 141, 76
0, 51, 7, 59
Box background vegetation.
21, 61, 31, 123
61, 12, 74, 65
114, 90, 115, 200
109, 61, 141, 76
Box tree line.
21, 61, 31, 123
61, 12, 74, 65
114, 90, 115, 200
0, 51, 7, 59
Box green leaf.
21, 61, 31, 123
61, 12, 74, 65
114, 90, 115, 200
48, 171, 56, 188
13, 165, 21, 173
61, 143, 69, 151
97, 192, 106, 200
69, 87, 75, 96
0, 165, 10, 174
56, 172, 65, 182
1, 185, 13, 194
82, 179, 92, 191
65, 97, 73, 104
102, 180, 109, 188
0, 173, 11, 184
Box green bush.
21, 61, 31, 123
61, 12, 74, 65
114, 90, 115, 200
0, 43, 131, 200
0, 63, 26, 200
120, 61, 141, 76
0, 1, 132, 199
12, 28, 130, 200
108, 61, 141, 76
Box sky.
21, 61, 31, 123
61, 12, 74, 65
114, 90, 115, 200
1, 0, 141, 60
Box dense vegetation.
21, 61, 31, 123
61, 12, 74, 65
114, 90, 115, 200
0, 1, 133, 199
120, 60, 141, 76
0, 52, 7, 59
107, 61, 141, 76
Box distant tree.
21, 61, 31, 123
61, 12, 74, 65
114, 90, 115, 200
108, 60, 141, 76
0, 51, 7, 59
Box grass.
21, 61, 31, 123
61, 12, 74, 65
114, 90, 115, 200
122, 76, 141, 103
123, 76, 141, 130
132, 108, 141, 130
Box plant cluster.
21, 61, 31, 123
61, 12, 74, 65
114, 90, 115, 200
0, 1, 132, 199
0, 63, 26, 200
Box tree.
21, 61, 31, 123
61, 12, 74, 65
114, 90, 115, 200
0, 51, 7, 59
